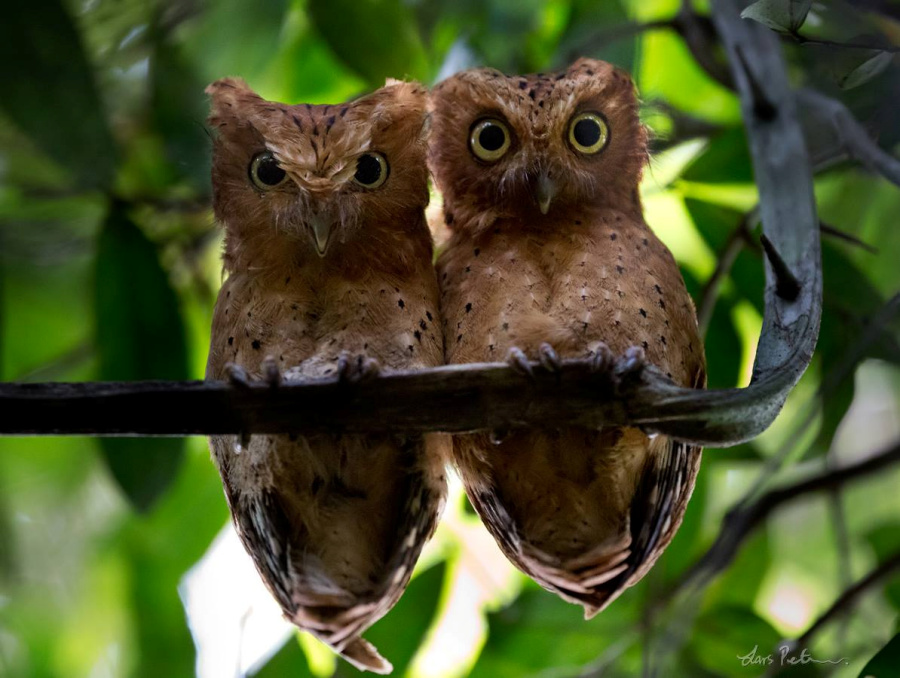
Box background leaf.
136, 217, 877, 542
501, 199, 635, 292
0, 0, 117, 190
95, 202, 189, 511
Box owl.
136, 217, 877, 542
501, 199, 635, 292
205, 78, 447, 673
428, 58, 706, 616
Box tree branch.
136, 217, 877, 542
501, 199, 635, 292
798, 88, 900, 188
784, 549, 900, 659
672, 438, 900, 594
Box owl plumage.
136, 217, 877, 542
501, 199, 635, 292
429, 59, 706, 616
205, 78, 447, 673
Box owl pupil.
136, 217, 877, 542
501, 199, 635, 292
573, 119, 601, 147
355, 154, 382, 185
256, 157, 286, 185
479, 125, 506, 151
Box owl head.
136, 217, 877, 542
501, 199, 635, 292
428, 58, 648, 231
207, 79, 430, 276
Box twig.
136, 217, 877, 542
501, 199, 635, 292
565, 18, 677, 61
798, 88, 900, 188
672, 437, 900, 594
789, 32, 900, 53
819, 222, 878, 253
786, 549, 900, 654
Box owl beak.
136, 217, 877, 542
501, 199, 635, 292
534, 172, 556, 215
307, 215, 333, 257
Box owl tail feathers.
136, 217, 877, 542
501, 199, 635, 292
338, 637, 393, 674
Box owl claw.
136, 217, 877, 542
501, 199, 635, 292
589, 343, 615, 376
337, 352, 381, 384
506, 346, 534, 378
538, 343, 562, 373
490, 429, 510, 445
261, 356, 282, 387
225, 362, 251, 388
615, 346, 646, 380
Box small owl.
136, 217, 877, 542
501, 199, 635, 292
428, 59, 706, 616
205, 78, 447, 673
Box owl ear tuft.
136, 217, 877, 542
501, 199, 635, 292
206, 78, 262, 126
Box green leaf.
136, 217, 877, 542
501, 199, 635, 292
741, 0, 812, 34
308, 0, 429, 85
365, 562, 447, 674
0, 0, 116, 190
692, 606, 781, 677
256, 636, 314, 678
682, 128, 755, 185
95, 202, 189, 511
836, 50, 893, 90
471, 584, 640, 677
149, 35, 211, 193
859, 633, 900, 678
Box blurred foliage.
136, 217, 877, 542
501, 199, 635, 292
1, 0, 900, 677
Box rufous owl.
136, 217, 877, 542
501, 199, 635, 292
205, 78, 447, 673
428, 58, 706, 616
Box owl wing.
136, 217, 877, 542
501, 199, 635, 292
471, 434, 701, 618
217, 434, 444, 675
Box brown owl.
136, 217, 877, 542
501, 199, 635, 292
205, 78, 447, 673
428, 58, 706, 616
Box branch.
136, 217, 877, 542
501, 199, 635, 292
783, 549, 900, 659
673, 438, 900, 594
798, 88, 900, 188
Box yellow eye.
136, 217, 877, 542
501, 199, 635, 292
568, 112, 609, 154
469, 118, 511, 162
353, 152, 389, 188
249, 152, 288, 189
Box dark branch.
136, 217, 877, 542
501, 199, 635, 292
785, 549, 900, 658
798, 88, 900, 188
673, 438, 900, 594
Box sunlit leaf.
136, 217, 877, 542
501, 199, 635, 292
0, 0, 117, 190
95, 202, 189, 511
308, 0, 429, 85
741, 0, 812, 33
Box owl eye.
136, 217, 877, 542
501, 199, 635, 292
469, 119, 511, 162
353, 152, 389, 188
568, 112, 609, 154
249, 152, 287, 189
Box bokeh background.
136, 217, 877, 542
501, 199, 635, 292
2, 0, 900, 676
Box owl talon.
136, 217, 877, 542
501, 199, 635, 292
337, 352, 381, 384
490, 429, 510, 445
506, 346, 534, 378
225, 363, 251, 388
538, 343, 562, 373
261, 356, 282, 387
589, 343, 616, 376
615, 346, 646, 380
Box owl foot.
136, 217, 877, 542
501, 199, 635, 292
261, 356, 282, 388
538, 342, 562, 373
489, 428, 510, 445
589, 344, 645, 390
506, 346, 534, 378
615, 346, 646, 381
225, 362, 251, 388
337, 352, 381, 384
